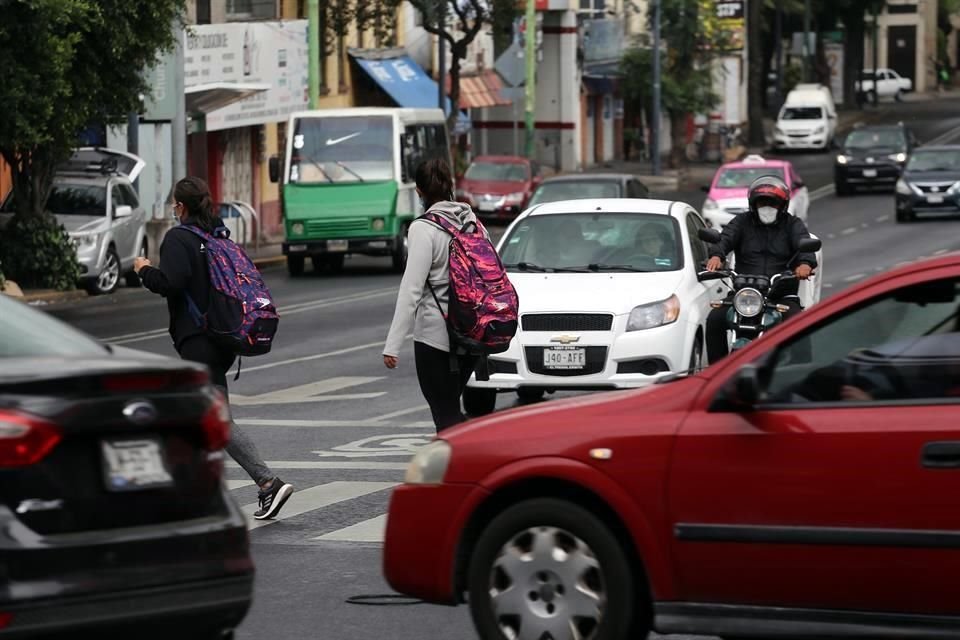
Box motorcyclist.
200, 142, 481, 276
705, 175, 818, 363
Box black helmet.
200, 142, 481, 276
748, 175, 790, 223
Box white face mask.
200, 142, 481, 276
757, 206, 779, 225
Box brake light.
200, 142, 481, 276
101, 369, 210, 393
0, 411, 62, 468
0, 612, 11, 629
201, 389, 231, 451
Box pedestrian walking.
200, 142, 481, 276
134, 177, 293, 520
382, 158, 502, 431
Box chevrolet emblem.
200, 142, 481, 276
550, 335, 581, 345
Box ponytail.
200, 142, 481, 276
174, 177, 217, 232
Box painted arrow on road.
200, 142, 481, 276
230, 377, 386, 406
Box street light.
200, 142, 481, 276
651, 0, 661, 176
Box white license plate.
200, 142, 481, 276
862, 169, 877, 178
327, 239, 349, 252
478, 200, 498, 212
927, 194, 944, 204
102, 438, 173, 492
543, 347, 586, 369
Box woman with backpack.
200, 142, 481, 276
134, 177, 293, 520
382, 158, 486, 431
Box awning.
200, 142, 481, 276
445, 70, 512, 109
185, 82, 270, 115
350, 50, 471, 133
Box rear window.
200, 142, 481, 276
0, 296, 107, 358
528, 181, 621, 206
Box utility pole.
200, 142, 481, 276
872, 5, 879, 106
651, 0, 661, 175
308, 0, 320, 109
802, 0, 811, 82
172, 20, 186, 182
127, 111, 139, 192
438, 0, 446, 115
774, 1, 783, 109
524, 0, 536, 158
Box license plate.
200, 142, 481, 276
927, 194, 944, 204
327, 239, 349, 252
543, 347, 586, 369
478, 200, 498, 212
862, 169, 877, 178
102, 438, 173, 492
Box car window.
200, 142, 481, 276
0, 295, 108, 357
627, 180, 648, 198
715, 167, 785, 188
465, 162, 528, 182
46, 183, 107, 216
762, 278, 960, 405
528, 181, 620, 206
500, 212, 683, 272
685, 212, 708, 267
780, 107, 823, 120
121, 184, 140, 208
111, 185, 125, 211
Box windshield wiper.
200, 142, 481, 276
505, 262, 590, 273
584, 263, 651, 272
335, 161, 365, 182
293, 153, 333, 183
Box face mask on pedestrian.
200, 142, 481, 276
757, 206, 778, 225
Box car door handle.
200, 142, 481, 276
922, 441, 960, 468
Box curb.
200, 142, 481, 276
16, 288, 89, 304
253, 255, 286, 268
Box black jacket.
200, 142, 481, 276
708, 211, 818, 296
139, 217, 219, 351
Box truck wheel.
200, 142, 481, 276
287, 255, 305, 277
391, 223, 409, 273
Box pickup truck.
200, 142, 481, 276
855, 68, 913, 101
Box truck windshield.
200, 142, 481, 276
290, 116, 394, 184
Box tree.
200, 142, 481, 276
620, 0, 730, 168
0, 0, 185, 289
404, 0, 501, 133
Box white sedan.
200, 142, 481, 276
463, 198, 729, 416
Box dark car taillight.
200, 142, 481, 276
0, 410, 62, 468
201, 389, 231, 451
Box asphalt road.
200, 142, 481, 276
40, 97, 960, 640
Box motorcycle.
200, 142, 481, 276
697, 228, 822, 352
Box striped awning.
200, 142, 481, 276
445, 70, 513, 109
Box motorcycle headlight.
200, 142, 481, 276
733, 288, 764, 318
895, 178, 913, 195
626, 294, 680, 332
702, 198, 718, 211
291, 222, 305, 236
889, 152, 907, 163
836, 154, 849, 165
403, 440, 451, 485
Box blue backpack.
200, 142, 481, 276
179, 225, 279, 358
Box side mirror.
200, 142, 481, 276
114, 205, 133, 219
797, 237, 822, 253
731, 364, 762, 407
700, 185, 710, 193
698, 227, 722, 244
268, 156, 280, 183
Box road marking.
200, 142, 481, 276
823, 283, 834, 288
369, 404, 431, 422
239, 334, 411, 374
231, 377, 385, 406
313, 433, 433, 458
926, 125, 960, 147
860, 222, 869, 228
934, 248, 950, 255
243, 481, 398, 531
315, 514, 388, 542
826, 233, 836, 239
809, 184, 835, 201
894, 260, 913, 268
226, 460, 409, 470
841, 227, 857, 235
234, 418, 435, 428
843, 273, 866, 282
227, 480, 255, 490
876, 215, 890, 222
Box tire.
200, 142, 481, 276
392, 223, 409, 273
896, 209, 915, 223
86, 245, 121, 295
689, 335, 704, 373
467, 498, 643, 640
463, 386, 497, 417
895, 89, 905, 102
313, 254, 345, 274
835, 180, 850, 197
516, 388, 545, 403
124, 239, 148, 287
287, 255, 305, 277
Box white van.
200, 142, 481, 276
773, 83, 837, 151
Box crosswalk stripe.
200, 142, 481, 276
314, 514, 388, 542
243, 481, 398, 531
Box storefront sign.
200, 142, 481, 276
715, 0, 744, 51
184, 20, 309, 131
825, 42, 845, 105
143, 47, 178, 122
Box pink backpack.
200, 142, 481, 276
419, 212, 519, 355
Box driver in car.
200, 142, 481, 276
705, 175, 818, 363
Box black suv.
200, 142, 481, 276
895, 144, 960, 223
834, 123, 917, 195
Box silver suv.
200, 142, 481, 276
52, 148, 149, 295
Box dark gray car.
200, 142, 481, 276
527, 173, 650, 207
895, 145, 960, 223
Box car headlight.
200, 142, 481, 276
889, 153, 907, 163
733, 288, 764, 318
504, 192, 526, 204
372, 217, 385, 231
814, 126, 825, 134
702, 198, 718, 211
71, 233, 99, 250
403, 440, 452, 485
836, 154, 849, 165
291, 222, 305, 236
947, 181, 960, 195
626, 294, 680, 331
895, 179, 913, 195
775, 126, 785, 135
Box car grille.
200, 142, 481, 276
521, 314, 614, 332
525, 346, 607, 377
913, 182, 955, 194
306, 218, 370, 235
788, 132, 811, 138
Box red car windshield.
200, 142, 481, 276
465, 162, 528, 182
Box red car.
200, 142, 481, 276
383, 253, 960, 639
456, 156, 543, 220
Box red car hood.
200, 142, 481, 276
461, 179, 528, 195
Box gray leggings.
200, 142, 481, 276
180, 336, 274, 487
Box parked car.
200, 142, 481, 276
895, 144, 960, 223
855, 68, 913, 102
456, 156, 543, 221
384, 252, 960, 640
527, 173, 650, 207
773, 84, 838, 151
0, 147, 149, 295
835, 123, 917, 195
701, 154, 809, 225
0, 294, 252, 638
461, 198, 728, 415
